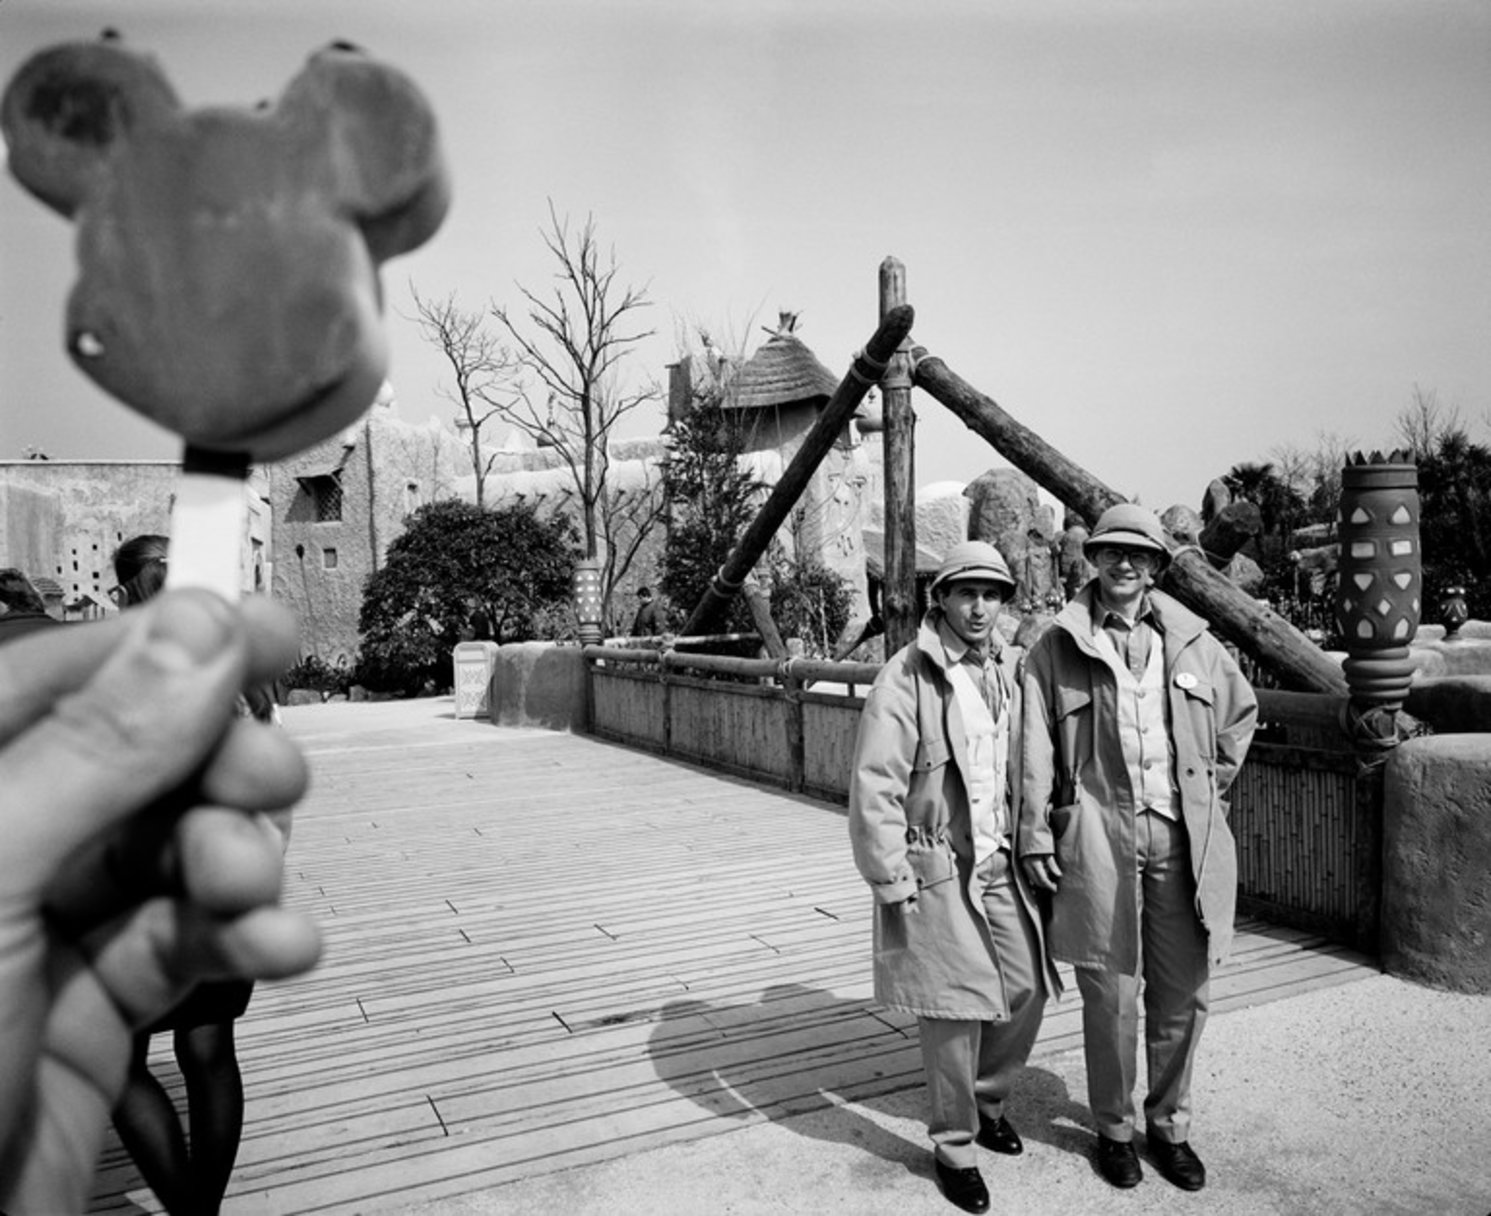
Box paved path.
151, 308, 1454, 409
88, 697, 1489, 1216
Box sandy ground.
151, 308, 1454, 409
404, 973, 1490, 1216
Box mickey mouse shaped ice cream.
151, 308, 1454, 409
2, 32, 449, 594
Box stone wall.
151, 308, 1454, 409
489, 641, 587, 730
1382, 734, 1491, 994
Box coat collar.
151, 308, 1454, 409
1054, 581, 1208, 657
914, 608, 1007, 675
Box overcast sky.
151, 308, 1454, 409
2, 0, 1487, 514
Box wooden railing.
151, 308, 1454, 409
1231, 690, 1380, 951
584, 645, 880, 804
583, 648, 1381, 951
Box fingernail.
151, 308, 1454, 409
146, 591, 235, 669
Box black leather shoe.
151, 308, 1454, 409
1095, 1135, 1143, 1188
976, 1113, 1024, 1155
934, 1159, 990, 1213
1149, 1138, 1206, 1191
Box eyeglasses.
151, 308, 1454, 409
1092, 546, 1159, 570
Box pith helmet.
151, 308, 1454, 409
1083, 503, 1171, 571
930, 540, 1016, 597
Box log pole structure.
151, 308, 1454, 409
741, 578, 788, 660
910, 346, 1349, 696
682, 304, 916, 639
879, 258, 919, 655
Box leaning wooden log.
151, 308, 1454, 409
910, 347, 1349, 696
910, 347, 1124, 523
682, 304, 916, 638
832, 613, 884, 661
742, 578, 787, 660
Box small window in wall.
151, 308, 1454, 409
313, 476, 343, 522
296, 472, 344, 522
323, 548, 339, 570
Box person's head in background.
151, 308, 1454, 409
112, 533, 280, 724
0, 569, 47, 615
113, 534, 170, 608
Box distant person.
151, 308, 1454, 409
111, 533, 171, 607
0, 589, 319, 1214
1055, 512, 1094, 603
1020, 503, 1258, 1193
108, 535, 288, 1215
0, 567, 61, 645
848, 541, 1055, 1214
631, 586, 662, 636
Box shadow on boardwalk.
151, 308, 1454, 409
85, 699, 1483, 1216
647, 980, 1096, 1182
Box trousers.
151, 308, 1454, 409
917, 849, 1045, 1168
1075, 809, 1211, 1144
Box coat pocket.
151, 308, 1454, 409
1052, 687, 1092, 807
1049, 799, 1101, 894
913, 735, 951, 773
1178, 675, 1218, 758
909, 838, 958, 890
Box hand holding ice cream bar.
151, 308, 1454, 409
1, 32, 450, 595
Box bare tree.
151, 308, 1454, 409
491, 202, 659, 560
597, 467, 670, 629
1394, 384, 1463, 462
408, 285, 523, 507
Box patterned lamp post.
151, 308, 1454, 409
572, 559, 604, 647
1440, 585, 1469, 639
1334, 451, 1420, 740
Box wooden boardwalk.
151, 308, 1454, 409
88, 698, 1378, 1215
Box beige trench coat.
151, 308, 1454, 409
848, 613, 1060, 1020
1018, 585, 1258, 972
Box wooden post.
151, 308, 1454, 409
880, 258, 918, 655
782, 663, 806, 793
742, 578, 788, 660
682, 305, 915, 638
911, 347, 1349, 696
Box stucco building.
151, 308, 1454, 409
0, 458, 270, 614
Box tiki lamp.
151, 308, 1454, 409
1440, 585, 1469, 640
572, 559, 605, 647
1334, 451, 1420, 739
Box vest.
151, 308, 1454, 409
948, 658, 1012, 859
1093, 627, 1180, 819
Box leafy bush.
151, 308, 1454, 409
281, 654, 352, 696
1417, 431, 1491, 623
356, 499, 580, 694
659, 389, 762, 634
769, 554, 854, 657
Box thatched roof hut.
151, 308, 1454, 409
724, 312, 838, 412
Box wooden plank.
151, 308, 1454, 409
87, 703, 1380, 1215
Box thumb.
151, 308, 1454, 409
0, 591, 247, 897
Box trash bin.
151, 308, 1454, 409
452, 641, 499, 719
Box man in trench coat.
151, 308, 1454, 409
1019, 503, 1257, 1193
849, 541, 1057, 1215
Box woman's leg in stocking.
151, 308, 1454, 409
111, 1033, 194, 1215
175, 1021, 246, 1216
